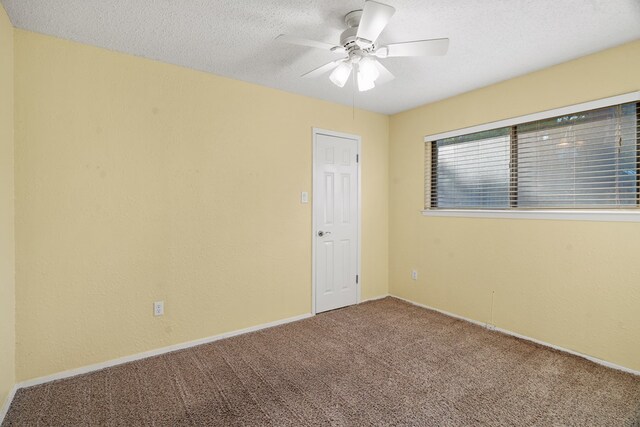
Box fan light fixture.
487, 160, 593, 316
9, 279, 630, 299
328, 56, 381, 92
356, 68, 375, 92
329, 62, 353, 87
358, 57, 379, 81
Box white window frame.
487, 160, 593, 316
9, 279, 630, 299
422, 91, 640, 222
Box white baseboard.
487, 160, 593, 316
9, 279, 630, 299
361, 294, 389, 303
16, 312, 313, 390
391, 294, 640, 377
0, 384, 19, 425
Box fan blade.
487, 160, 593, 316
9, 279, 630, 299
384, 38, 449, 57
276, 34, 345, 53
301, 60, 343, 78
356, 1, 395, 44
374, 60, 395, 85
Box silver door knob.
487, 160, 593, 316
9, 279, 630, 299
317, 230, 332, 237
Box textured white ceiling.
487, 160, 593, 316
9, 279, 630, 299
2, 0, 639, 114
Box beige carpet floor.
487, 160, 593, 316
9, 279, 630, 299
3, 297, 640, 426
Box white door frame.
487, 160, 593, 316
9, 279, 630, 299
311, 127, 362, 315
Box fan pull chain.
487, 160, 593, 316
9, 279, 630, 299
352, 71, 356, 120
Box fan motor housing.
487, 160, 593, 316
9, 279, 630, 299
341, 9, 375, 54
339, 27, 358, 49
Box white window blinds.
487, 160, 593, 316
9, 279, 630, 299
428, 102, 639, 210
430, 128, 511, 208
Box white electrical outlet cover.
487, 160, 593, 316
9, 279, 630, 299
154, 301, 164, 316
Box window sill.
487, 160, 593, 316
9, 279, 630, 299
421, 209, 640, 222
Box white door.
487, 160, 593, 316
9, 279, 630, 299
313, 130, 359, 313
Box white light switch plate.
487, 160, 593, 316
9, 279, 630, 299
301, 191, 309, 204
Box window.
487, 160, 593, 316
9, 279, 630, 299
427, 101, 639, 211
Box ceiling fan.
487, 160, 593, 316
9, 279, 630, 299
276, 0, 449, 92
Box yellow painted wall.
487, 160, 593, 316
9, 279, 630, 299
0, 3, 15, 410
389, 40, 640, 371
14, 30, 389, 381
